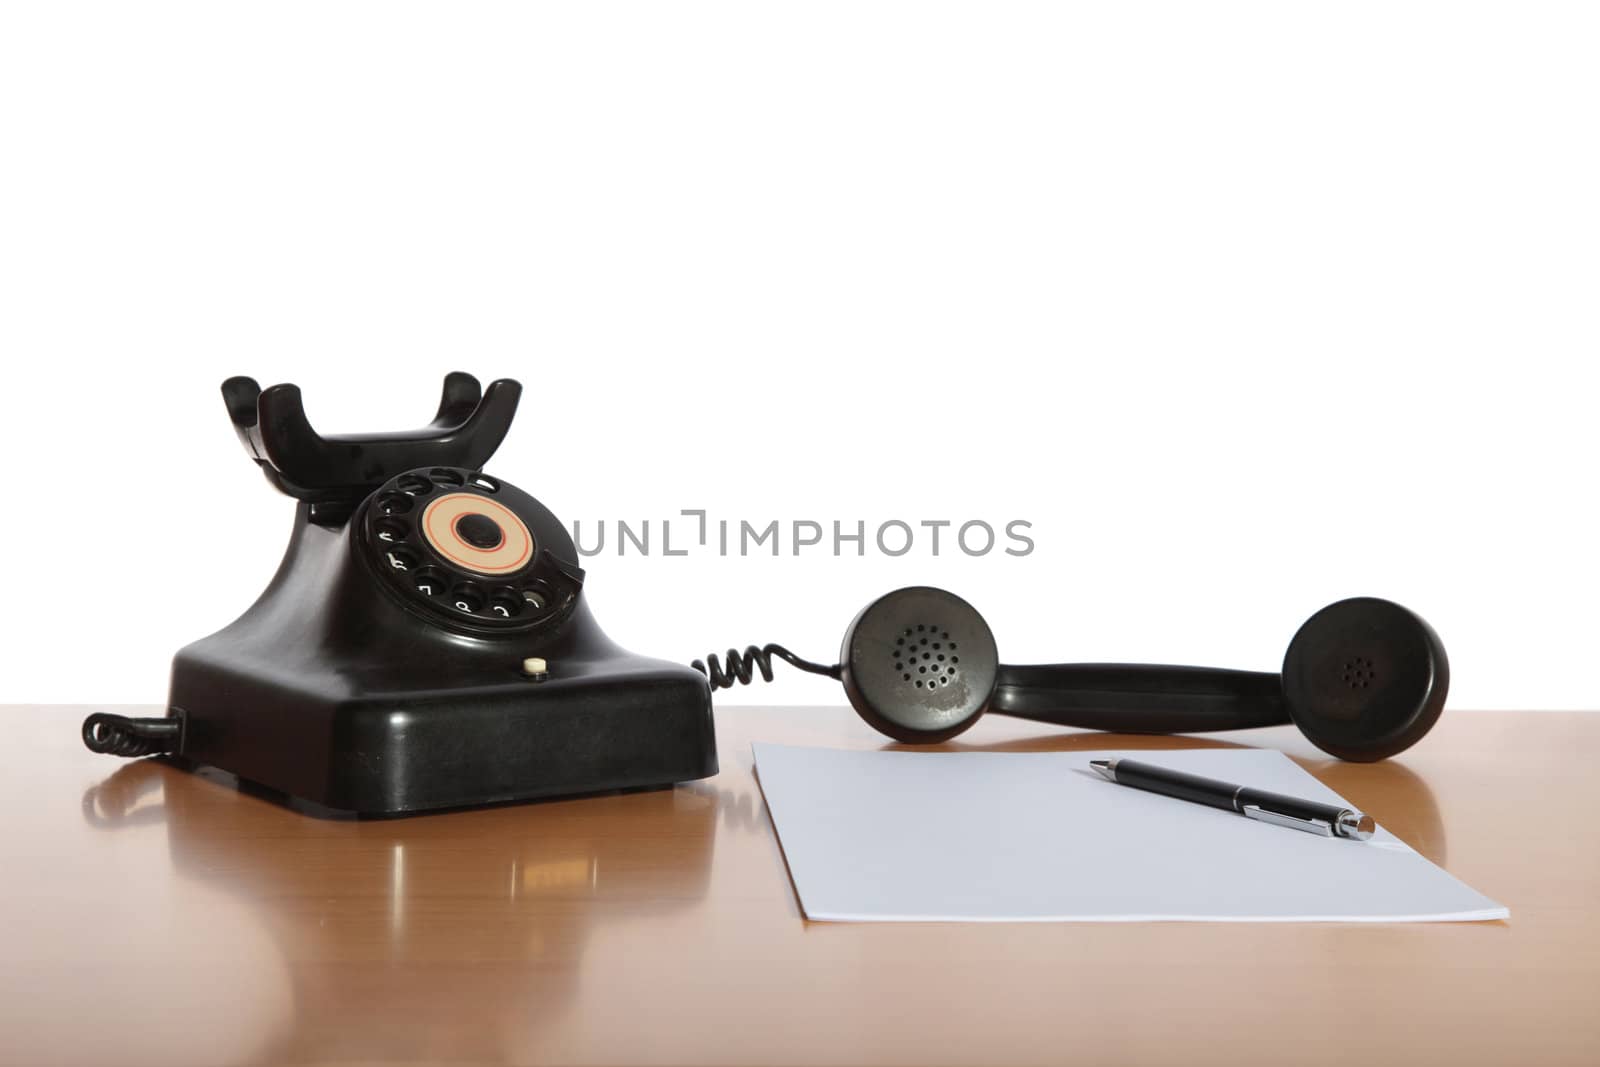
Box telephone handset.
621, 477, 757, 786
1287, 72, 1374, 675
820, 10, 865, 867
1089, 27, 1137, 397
82, 373, 717, 814
696, 585, 1450, 762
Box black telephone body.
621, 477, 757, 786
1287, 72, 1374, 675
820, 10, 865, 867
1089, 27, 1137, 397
157, 373, 716, 814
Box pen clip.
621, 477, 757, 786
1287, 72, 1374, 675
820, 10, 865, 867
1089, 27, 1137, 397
1241, 804, 1334, 837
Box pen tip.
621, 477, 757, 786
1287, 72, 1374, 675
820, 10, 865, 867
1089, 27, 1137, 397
1089, 759, 1115, 782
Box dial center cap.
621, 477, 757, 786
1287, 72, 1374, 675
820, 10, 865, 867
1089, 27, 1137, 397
453, 512, 504, 550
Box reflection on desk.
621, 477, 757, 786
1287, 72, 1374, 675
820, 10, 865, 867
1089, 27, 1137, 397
76, 758, 725, 1064
2, 705, 1597, 1067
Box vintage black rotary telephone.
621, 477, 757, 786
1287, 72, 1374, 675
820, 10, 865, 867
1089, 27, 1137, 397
82, 376, 1447, 814
82, 373, 716, 813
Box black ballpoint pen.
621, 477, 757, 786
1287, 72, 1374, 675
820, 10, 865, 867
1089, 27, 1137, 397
1088, 758, 1376, 840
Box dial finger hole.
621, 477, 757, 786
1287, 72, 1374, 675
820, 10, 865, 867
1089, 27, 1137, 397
450, 582, 486, 614
374, 517, 408, 544
411, 567, 446, 598
376, 492, 414, 516
382, 547, 418, 573
487, 593, 522, 619
396, 473, 432, 497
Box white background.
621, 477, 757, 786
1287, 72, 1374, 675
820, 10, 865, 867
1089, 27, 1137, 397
1, 3, 1595, 708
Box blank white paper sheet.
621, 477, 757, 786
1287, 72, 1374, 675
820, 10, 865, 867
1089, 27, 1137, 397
752, 744, 1508, 923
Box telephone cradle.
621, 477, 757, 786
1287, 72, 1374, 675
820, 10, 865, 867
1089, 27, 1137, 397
85, 373, 717, 814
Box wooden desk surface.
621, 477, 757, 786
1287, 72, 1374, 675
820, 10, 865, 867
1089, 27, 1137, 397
2, 705, 1596, 1067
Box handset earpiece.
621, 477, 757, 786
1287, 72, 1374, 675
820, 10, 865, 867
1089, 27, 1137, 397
1279, 597, 1449, 762
696, 586, 1449, 761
